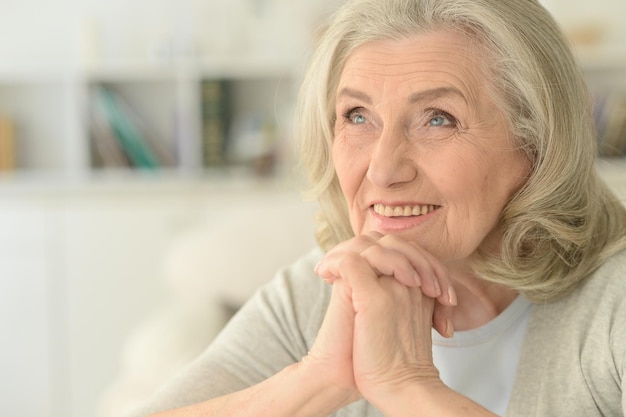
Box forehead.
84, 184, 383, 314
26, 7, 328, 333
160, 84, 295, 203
338, 30, 489, 103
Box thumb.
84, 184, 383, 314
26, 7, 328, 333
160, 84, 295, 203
432, 302, 454, 338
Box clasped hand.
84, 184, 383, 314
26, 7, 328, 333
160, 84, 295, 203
307, 232, 457, 407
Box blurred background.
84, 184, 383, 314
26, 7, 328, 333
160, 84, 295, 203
0, 1, 624, 416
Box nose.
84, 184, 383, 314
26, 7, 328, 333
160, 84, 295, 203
366, 126, 418, 188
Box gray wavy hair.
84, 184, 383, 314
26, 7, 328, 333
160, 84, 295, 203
294, 0, 626, 302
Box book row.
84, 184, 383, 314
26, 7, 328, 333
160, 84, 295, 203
89, 80, 281, 174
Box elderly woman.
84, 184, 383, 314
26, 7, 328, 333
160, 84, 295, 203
133, 0, 626, 416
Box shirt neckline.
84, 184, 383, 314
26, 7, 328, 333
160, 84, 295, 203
432, 296, 533, 348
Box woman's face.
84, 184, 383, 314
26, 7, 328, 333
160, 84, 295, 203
332, 30, 529, 264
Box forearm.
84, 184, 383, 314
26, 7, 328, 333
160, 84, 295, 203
371, 380, 499, 417
149, 361, 356, 417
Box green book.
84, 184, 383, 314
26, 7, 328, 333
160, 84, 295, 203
95, 86, 160, 169
201, 79, 231, 167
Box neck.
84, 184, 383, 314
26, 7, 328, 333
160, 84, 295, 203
448, 266, 518, 331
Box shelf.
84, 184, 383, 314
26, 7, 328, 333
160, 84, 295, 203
0, 66, 76, 84
80, 55, 301, 82
0, 166, 304, 199
0, 56, 299, 179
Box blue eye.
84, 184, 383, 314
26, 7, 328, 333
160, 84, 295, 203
427, 111, 455, 127
352, 114, 367, 124
343, 108, 368, 125
429, 116, 448, 126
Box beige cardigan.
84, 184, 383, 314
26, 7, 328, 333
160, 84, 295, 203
130, 248, 626, 417
507, 249, 626, 416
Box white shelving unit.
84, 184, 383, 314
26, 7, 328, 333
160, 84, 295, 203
0, 57, 301, 187
0, 55, 309, 417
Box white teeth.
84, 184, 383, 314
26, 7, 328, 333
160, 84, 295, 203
373, 203, 437, 218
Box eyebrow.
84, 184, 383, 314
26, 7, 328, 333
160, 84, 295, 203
336, 86, 469, 105
336, 87, 372, 104
409, 86, 468, 105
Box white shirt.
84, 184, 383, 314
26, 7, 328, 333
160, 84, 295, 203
432, 296, 533, 416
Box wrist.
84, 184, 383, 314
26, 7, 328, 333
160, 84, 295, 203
286, 358, 360, 415
360, 367, 439, 412
367, 378, 497, 417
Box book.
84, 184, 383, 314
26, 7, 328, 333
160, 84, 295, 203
89, 98, 132, 168
113, 89, 176, 168
92, 86, 176, 169
0, 116, 16, 172
200, 79, 231, 167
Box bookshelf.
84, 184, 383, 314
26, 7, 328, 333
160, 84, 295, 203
0, 50, 624, 190
0, 58, 300, 186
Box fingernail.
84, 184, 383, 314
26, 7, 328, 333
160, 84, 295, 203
448, 286, 458, 306
446, 318, 455, 338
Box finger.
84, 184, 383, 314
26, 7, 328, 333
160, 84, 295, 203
406, 284, 436, 360
407, 242, 456, 306
316, 233, 456, 308
373, 235, 456, 306
318, 245, 422, 289
327, 232, 382, 255
321, 274, 339, 285
314, 233, 383, 278
315, 251, 353, 284
321, 234, 430, 289
358, 244, 421, 287
333, 251, 382, 312
432, 302, 454, 338
305, 279, 360, 394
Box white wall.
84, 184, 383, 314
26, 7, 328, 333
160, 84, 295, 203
1, 0, 625, 73
0, 0, 341, 72
542, 0, 626, 47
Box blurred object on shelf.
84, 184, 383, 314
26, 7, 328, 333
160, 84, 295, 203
539, 0, 625, 59
564, 20, 607, 47
593, 90, 626, 158
0, 115, 16, 172
227, 112, 280, 176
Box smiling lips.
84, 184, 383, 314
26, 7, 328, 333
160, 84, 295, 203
373, 203, 438, 217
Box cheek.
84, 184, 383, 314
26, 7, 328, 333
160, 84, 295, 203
332, 138, 364, 193
437, 158, 507, 249
459, 154, 527, 236
332, 139, 370, 232
332, 141, 349, 188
